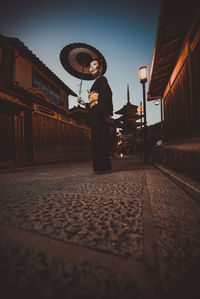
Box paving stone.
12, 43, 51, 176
0, 157, 200, 299
154, 227, 200, 298
0, 240, 138, 299
0, 192, 143, 258
145, 166, 200, 298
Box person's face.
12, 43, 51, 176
89, 60, 100, 77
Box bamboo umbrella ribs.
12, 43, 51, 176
60, 43, 107, 95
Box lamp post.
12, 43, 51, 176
139, 66, 148, 163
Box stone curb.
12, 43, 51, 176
153, 163, 200, 203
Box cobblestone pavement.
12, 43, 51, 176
0, 156, 199, 299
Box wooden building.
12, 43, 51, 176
68, 105, 89, 125
147, 0, 200, 141
147, 1, 200, 181
0, 34, 92, 168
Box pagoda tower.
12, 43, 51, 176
115, 85, 143, 132
115, 85, 144, 154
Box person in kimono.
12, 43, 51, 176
78, 59, 113, 174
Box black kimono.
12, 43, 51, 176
89, 75, 113, 173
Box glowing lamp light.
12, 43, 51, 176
137, 105, 144, 114
139, 66, 147, 83
154, 99, 160, 105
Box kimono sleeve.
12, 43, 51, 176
98, 76, 113, 117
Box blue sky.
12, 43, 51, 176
0, 0, 161, 125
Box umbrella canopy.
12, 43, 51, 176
60, 43, 107, 81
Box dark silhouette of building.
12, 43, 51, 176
68, 105, 89, 125
147, 0, 200, 181
0, 34, 92, 168
148, 0, 200, 140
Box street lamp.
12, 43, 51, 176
139, 66, 148, 163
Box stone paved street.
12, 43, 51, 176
0, 155, 199, 299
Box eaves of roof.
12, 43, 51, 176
115, 103, 138, 115
68, 106, 87, 114
147, 0, 199, 101
0, 80, 69, 114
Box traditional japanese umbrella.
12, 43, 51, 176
60, 43, 107, 96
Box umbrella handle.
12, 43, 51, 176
78, 65, 85, 96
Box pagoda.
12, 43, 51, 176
115, 85, 143, 132
115, 85, 144, 153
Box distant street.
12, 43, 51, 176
0, 155, 199, 299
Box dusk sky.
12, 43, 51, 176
0, 0, 161, 125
